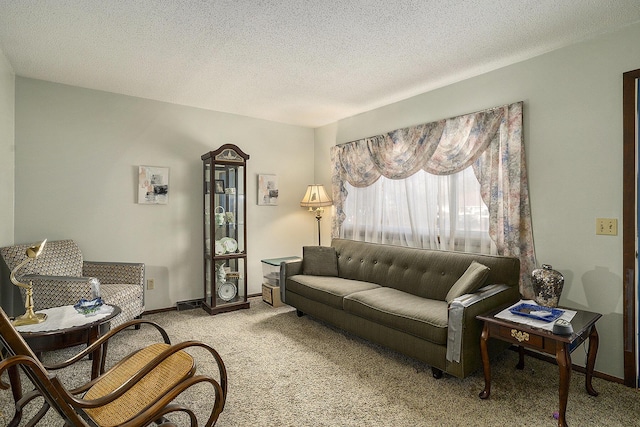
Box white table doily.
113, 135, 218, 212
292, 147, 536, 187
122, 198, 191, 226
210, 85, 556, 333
15, 304, 115, 333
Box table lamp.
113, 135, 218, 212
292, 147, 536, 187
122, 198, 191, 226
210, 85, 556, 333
300, 184, 333, 245
10, 239, 48, 326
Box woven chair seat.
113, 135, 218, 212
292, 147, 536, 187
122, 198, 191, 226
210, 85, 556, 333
84, 343, 195, 426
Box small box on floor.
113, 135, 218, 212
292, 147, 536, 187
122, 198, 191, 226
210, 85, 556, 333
262, 283, 282, 307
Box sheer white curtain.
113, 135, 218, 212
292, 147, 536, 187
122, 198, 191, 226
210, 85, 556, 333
340, 168, 497, 254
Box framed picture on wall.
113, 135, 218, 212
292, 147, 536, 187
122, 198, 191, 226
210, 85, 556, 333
257, 174, 278, 206
138, 166, 169, 204
214, 179, 225, 194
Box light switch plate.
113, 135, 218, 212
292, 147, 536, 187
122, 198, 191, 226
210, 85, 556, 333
596, 218, 617, 235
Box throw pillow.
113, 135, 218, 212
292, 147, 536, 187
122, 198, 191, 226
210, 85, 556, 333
302, 246, 339, 276
445, 261, 490, 303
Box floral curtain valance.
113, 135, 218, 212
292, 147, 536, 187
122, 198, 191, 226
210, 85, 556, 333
331, 102, 536, 297
333, 107, 504, 187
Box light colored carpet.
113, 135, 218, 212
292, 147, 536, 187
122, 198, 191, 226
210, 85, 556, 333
1, 297, 638, 426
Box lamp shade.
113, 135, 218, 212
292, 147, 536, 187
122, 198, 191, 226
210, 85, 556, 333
25, 239, 46, 259
300, 184, 333, 208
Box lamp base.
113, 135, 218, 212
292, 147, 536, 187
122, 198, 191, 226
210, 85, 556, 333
314, 209, 323, 246
12, 310, 47, 327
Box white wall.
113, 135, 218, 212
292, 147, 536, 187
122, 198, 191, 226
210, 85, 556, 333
14, 78, 316, 310
0, 48, 14, 246
315, 22, 640, 379
312, 123, 338, 244
0, 48, 16, 313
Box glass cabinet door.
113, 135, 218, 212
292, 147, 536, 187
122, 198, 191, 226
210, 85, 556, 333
202, 145, 249, 314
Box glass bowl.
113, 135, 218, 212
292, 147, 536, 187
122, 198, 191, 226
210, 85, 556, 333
73, 297, 104, 316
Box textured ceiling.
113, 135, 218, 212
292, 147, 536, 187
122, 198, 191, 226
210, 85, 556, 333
1, 1, 640, 127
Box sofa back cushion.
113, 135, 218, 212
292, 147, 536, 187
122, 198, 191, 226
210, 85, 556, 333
302, 246, 339, 276
331, 238, 520, 301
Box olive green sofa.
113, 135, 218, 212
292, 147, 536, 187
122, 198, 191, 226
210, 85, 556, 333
282, 238, 520, 379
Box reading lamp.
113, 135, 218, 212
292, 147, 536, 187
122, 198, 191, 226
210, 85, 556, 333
10, 239, 48, 326
300, 184, 333, 245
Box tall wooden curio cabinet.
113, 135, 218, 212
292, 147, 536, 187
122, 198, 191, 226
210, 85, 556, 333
202, 144, 249, 315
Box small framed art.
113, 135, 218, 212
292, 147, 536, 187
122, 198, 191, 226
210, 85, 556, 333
257, 174, 278, 206
138, 166, 169, 205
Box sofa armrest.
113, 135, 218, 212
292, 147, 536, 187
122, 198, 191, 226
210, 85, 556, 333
83, 261, 145, 286
446, 284, 519, 363
279, 261, 302, 303
21, 275, 99, 310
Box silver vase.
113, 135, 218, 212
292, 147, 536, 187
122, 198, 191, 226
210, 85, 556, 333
531, 264, 564, 307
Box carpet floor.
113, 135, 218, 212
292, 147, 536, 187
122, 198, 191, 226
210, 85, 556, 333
1, 297, 638, 426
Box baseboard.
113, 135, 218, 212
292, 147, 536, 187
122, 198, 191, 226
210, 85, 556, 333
143, 307, 176, 315
143, 295, 263, 315
510, 346, 624, 385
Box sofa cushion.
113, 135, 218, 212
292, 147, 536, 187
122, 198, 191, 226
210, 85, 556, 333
344, 287, 449, 345
302, 246, 339, 276
445, 261, 490, 303
99, 283, 145, 328
287, 275, 380, 309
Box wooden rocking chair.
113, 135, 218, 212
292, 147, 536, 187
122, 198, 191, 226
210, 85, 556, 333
0, 307, 227, 426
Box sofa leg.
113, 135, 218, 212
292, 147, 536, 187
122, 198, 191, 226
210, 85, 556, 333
296, 310, 304, 317
431, 367, 443, 379
134, 315, 142, 330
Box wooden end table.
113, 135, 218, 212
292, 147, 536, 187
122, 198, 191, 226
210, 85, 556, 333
477, 305, 601, 427
8, 304, 121, 421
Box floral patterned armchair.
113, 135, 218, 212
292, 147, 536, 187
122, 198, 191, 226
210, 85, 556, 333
0, 239, 144, 327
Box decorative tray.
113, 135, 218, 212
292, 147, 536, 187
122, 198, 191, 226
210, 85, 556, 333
509, 303, 564, 322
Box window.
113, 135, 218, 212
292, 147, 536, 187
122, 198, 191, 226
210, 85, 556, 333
331, 102, 536, 297
340, 167, 496, 254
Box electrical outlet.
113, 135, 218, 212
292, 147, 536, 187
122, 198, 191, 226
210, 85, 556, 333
596, 218, 618, 236
147, 278, 155, 290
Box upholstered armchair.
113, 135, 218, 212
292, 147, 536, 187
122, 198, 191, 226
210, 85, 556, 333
0, 239, 144, 327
